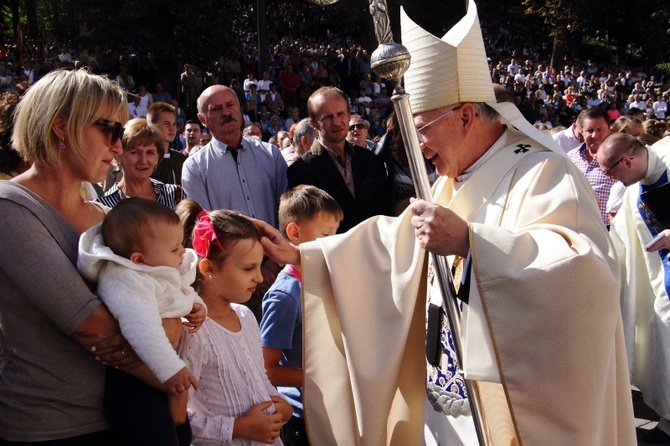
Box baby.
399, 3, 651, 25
78, 197, 206, 444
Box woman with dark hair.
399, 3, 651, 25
374, 111, 438, 215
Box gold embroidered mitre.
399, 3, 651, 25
400, 0, 494, 113
400, 0, 561, 152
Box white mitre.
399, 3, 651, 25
401, 0, 561, 152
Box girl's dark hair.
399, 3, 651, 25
176, 199, 261, 290
176, 198, 261, 262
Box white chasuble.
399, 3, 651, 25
301, 127, 636, 445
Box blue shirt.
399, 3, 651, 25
259, 271, 303, 417
181, 136, 288, 228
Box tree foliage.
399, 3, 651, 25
521, 0, 670, 67
0, 0, 668, 69
72, 0, 246, 63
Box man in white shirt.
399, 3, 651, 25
653, 94, 667, 120
355, 89, 373, 116
21, 60, 35, 84
506, 58, 519, 76
128, 95, 147, 119
552, 118, 583, 153
629, 93, 647, 112
57, 45, 72, 64
257, 71, 273, 103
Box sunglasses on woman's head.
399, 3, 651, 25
95, 119, 125, 144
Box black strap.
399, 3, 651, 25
426, 303, 442, 367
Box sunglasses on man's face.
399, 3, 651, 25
95, 119, 125, 144
349, 123, 365, 131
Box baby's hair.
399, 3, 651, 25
102, 197, 180, 259
278, 185, 343, 237
177, 199, 261, 263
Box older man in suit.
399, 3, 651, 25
263, 82, 282, 112
287, 86, 393, 233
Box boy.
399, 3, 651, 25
147, 101, 187, 185
260, 185, 343, 445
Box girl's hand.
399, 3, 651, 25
183, 303, 207, 333
234, 401, 283, 444
271, 395, 293, 423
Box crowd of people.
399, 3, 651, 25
1, 1, 670, 445
0, 1, 666, 159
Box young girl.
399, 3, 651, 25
177, 200, 293, 445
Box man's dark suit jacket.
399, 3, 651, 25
151, 149, 187, 185
287, 140, 394, 233
263, 91, 282, 112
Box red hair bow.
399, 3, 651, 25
192, 210, 224, 257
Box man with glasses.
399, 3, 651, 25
597, 133, 650, 186
605, 133, 670, 444
567, 107, 617, 226
345, 114, 375, 150
287, 86, 393, 233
